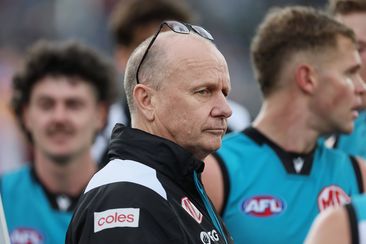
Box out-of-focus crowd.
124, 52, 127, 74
4, 0, 366, 244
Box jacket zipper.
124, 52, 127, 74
193, 171, 228, 244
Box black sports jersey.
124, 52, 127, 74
66, 124, 233, 244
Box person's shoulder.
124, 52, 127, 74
220, 129, 259, 153
351, 110, 366, 149
75, 170, 172, 232
74, 162, 175, 235
2, 164, 30, 176
85, 159, 168, 201
305, 205, 350, 244
1, 165, 31, 183
82, 177, 170, 209
0, 165, 32, 196
222, 130, 248, 144
316, 144, 359, 175
351, 193, 366, 218
352, 193, 366, 204
317, 142, 351, 161
357, 110, 366, 122
216, 130, 261, 170
219, 132, 246, 155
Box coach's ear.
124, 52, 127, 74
295, 64, 317, 94
133, 84, 156, 121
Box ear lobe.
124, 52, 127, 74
295, 64, 316, 94
133, 84, 155, 121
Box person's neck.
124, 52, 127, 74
34, 151, 97, 197
132, 117, 175, 143
253, 97, 319, 153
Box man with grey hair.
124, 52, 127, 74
66, 21, 234, 244
93, 0, 251, 166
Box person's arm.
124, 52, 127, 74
202, 154, 225, 213
305, 206, 351, 244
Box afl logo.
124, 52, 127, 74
318, 185, 351, 211
10, 228, 44, 244
242, 195, 285, 217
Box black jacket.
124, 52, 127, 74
66, 124, 233, 244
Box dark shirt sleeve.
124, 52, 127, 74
66, 182, 186, 244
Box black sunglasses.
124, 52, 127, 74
135, 20, 214, 84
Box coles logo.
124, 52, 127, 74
318, 185, 351, 211
94, 208, 140, 233
181, 197, 203, 223
242, 195, 286, 217
10, 228, 43, 244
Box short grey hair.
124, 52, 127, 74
124, 35, 168, 113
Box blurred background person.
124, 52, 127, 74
0, 49, 28, 173
203, 5, 366, 244
0, 40, 116, 244
304, 1, 366, 244
324, 0, 366, 160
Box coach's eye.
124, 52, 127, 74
196, 89, 210, 96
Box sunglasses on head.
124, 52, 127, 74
135, 20, 214, 84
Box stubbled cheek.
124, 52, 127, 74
332, 87, 354, 108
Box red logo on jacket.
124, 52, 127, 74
181, 197, 203, 223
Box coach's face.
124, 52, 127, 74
153, 34, 232, 160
